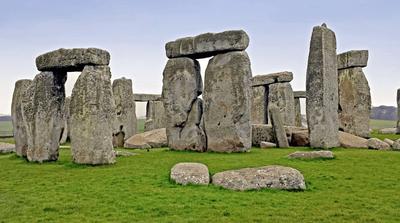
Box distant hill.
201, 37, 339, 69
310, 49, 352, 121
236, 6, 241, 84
0, 115, 12, 122
370, 106, 397, 120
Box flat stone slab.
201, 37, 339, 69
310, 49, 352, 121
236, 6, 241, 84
337, 50, 368, 70
260, 141, 276, 148
212, 165, 306, 191
293, 91, 306, 98
36, 48, 110, 72
339, 131, 368, 148
251, 71, 293, 87
133, 93, 161, 102
166, 30, 249, 59
124, 128, 167, 149
115, 151, 138, 157
0, 143, 15, 154
287, 151, 334, 159
368, 138, 391, 150
378, 128, 396, 134
170, 162, 210, 185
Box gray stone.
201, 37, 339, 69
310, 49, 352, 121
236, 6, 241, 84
269, 104, 289, 148
392, 139, 400, 150
0, 142, 15, 154
306, 24, 339, 148
112, 78, 137, 147
384, 138, 394, 146
144, 100, 166, 131
293, 91, 306, 98
251, 86, 267, 124
70, 65, 116, 164
251, 71, 293, 87
36, 48, 110, 72
337, 50, 368, 70
294, 98, 302, 127
133, 93, 161, 102
212, 165, 306, 191
11, 79, 32, 157
170, 162, 210, 185
203, 51, 252, 152
338, 67, 371, 138
166, 30, 249, 59
24, 72, 66, 162
338, 131, 368, 148
115, 150, 137, 157
367, 138, 390, 150
162, 57, 206, 151
397, 89, 400, 134
379, 128, 396, 134
268, 82, 295, 126
124, 128, 167, 149
288, 150, 334, 159
260, 141, 276, 148
252, 124, 275, 147
59, 97, 70, 144
291, 130, 309, 147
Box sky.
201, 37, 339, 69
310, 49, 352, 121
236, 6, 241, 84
1, 0, 399, 116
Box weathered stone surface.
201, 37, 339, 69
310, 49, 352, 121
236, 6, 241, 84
11, 79, 32, 157
170, 162, 210, 185
112, 78, 137, 147
293, 91, 306, 98
306, 24, 339, 148
36, 48, 110, 72
166, 30, 249, 59
260, 141, 276, 148
70, 65, 116, 164
294, 98, 302, 127
291, 130, 310, 147
59, 97, 70, 144
368, 138, 390, 150
338, 67, 371, 138
212, 165, 306, 191
204, 51, 252, 152
269, 105, 289, 148
251, 86, 267, 124
392, 139, 400, 150
0, 142, 15, 154
338, 131, 368, 148
337, 50, 368, 70
133, 93, 161, 102
115, 150, 137, 157
268, 82, 295, 126
288, 150, 334, 159
144, 100, 166, 131
251, 71, 293, 87
162, 57, 206, 151
24, 72, 66, 162
384, 138, 394, 146
379, 128, 396, 134
124, 128, 167, 149
397, 89, 400, 134
252, 124, 275, 146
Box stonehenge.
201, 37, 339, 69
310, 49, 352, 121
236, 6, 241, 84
132, 93, 166, 132
293, 91, 306, 127
59, 97, 71, 144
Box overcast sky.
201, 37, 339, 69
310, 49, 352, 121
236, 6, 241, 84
1, 0, 399, 116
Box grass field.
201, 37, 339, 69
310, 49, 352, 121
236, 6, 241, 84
1, 147, 400, 222
370, 119, 396, 130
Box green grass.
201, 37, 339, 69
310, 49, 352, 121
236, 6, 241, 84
1, 147, 400, 222
370, 119, 396, 130
0, 120, 12, 132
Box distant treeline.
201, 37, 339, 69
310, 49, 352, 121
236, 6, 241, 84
370, 106, 397, 121
0, 115, 11, 122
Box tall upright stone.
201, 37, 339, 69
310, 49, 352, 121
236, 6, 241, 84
268, 82, 295, 126
112, 78, 137, 147
397, 89, 400, 134
306, 23, 339, 148
70, 65, 116, 164
59, 97, 71, 144
251, 86, 267, 124
269, 104, 289, 148
144, 100, 166, 132
203, 51, 252, 152
293, 91, 306, 127
162, 57, 206, 151
11, 79, 32, 157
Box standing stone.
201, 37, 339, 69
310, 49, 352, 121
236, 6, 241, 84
24, 72, 66, 162
11, 79, 32, 157
397, 89, 400, 134
112, 78, 137, 147
70, 65, 116, 164
306, 24, 339, 148
294, 98, 302, 127
268, 82, 295, 126
144, 100, 166, 132
251, 86, 267, 124
59, 97, 71, 144
203, 51, 252, 152
162, 57, 206, 151
269, 104, 289, 148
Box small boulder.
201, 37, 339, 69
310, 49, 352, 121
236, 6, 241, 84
116, 151, 137, 157
391, 139, 400, 151
170, 162, 210, 185
260, 141, 276, 148
368, 138, 391, 150
212, 165, 306, 191
287, 151, 334, 159
384, 138, 394, 146
378, 128, 396, 134
338, 131, 368, 148
124, 128, 167, 149
0, 143, 15, 154
291, 130, 309, 146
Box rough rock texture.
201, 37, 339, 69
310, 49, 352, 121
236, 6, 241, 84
112, 78, 137, 147
338, 131, 368, 148
260, 141, 276, 148
294, 98, 302, 127
384, 138, 394, 146
251, 86, 267, 124
269, 105, 289, 148
11, 79, 32, 157
212, 165, 306, 191
36, 48, 110, 72
397, 89, 400, 134
251, 71, 293, 87
24, 72, 66, 162
115, 150, 137, 157
379, 128, 396, 134
70, 65, 116, 164
144, 100, 166, 131
288, 151, 334, 159
124, 128, 167, 149
268, 82, 295, 126
133, 93, 161, 102
306, 24, 339, 148
59, 97, 70, 144
170, 162, 210, 185
368, 138, 391, 150
338, 67, 371, 138
204, 51, 252, 152
337, 50, 368, 70
162, 57, 206, 152
0, 142, 15, 154
166, 30, 249, 59
252, 124, 275, 146
293, 91, 306, 98
291, 130, 310, 147
392, 139, 400, 150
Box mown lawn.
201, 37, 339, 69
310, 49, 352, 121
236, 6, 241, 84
370, 119, 396, 130
1, 147, 400, 222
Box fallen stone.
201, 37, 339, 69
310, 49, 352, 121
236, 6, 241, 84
212, 165, 306, 191
291, 130, 309, 147
124, 128, 167, 149
0, 142, 15, 154
392, 139, 400, 150
337, 50, 368, 70
166, 30, 249, 59
251, 85, 267, 124
379, 128, 397, 134
288, 150, 334, 159
269, 104, 289, 148
133, 93, 161, 102
368, 138, 391, 150
115, 150, 137, 157
338, 131, 368, 148
251, 71, 293, 87
36, 48, 110, 72
384, 138, 394, 146
260, 141, 276, 148
170, 162, 210, 185
268, 82, 295, 126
